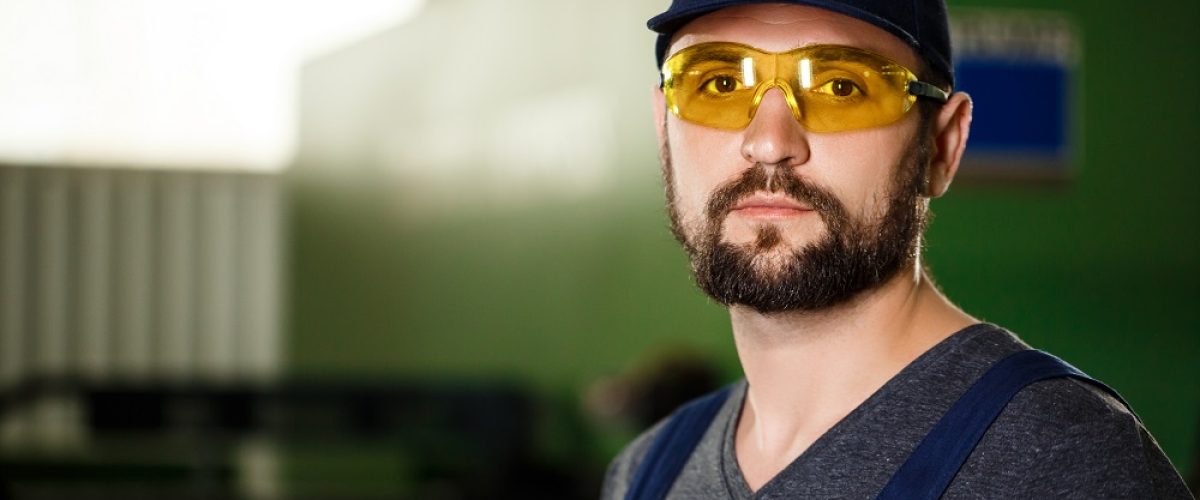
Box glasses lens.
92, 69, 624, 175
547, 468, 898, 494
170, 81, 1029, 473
792, 45, 916, 133
663, 44, 920, 132
663, 44, 762, 129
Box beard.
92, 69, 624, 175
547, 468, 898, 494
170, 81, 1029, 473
663, 134, 931, 314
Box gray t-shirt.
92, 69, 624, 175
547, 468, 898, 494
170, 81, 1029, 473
602, 324, 1193, 499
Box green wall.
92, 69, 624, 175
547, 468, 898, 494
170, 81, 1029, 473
928, 0, 1200, 471
289, 0, 1199, 475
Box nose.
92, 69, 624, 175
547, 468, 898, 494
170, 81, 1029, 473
740, 87, 810, 167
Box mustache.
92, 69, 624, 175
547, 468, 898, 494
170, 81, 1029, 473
705, 164, 847, 227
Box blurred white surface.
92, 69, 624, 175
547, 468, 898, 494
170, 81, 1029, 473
0, 0, 424, 171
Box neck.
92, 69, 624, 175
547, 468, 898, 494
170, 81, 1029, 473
730, 265, 975, 490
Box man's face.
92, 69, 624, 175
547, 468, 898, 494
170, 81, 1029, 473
657, 4, 934, 313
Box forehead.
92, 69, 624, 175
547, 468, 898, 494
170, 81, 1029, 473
668, 4, 921, 70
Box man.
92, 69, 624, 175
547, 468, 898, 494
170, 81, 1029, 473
602, 1, 1194, 498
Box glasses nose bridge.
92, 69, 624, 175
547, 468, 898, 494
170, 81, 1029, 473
746, 49, 803, 123
750, 79, 804, 125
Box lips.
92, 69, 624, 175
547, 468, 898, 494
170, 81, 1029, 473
730, 192, 813, 218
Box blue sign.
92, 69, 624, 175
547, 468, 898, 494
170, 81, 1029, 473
951, 10, 1078, 180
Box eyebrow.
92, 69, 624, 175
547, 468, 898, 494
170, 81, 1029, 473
692, 48, 746, 63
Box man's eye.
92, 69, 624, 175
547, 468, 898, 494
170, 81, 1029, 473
813, 78, 863, 97
701, 75, 741, 94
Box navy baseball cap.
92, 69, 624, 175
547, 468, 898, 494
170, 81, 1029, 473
648, 0, 954, 88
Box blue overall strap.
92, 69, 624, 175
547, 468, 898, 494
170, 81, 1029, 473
876, 349, 1132, 500
624, 385, 734, 500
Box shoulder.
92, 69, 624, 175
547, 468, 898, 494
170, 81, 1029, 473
600, 383, 743, 500
954, 369, 1193, 498
601, 418, 662, 500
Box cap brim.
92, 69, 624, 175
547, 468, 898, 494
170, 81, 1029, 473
647, 0, 915, 47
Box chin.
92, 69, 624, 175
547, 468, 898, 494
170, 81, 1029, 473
747, 249, 795, 278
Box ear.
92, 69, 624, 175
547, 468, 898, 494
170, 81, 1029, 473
652, 84, 667, 144
926, 91, 972, 198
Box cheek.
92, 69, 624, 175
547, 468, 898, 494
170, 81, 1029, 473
666, 118, 747, 221
809, 128, 912, 219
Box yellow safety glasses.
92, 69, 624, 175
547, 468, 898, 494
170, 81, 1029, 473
661, 43, 949, 132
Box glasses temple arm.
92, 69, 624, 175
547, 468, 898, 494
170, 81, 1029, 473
907, 81, 949, 103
